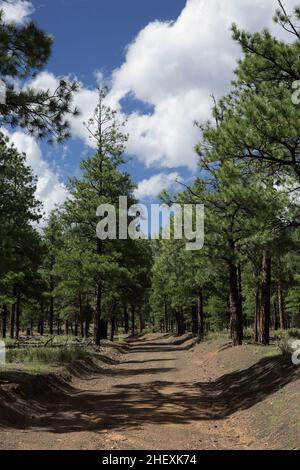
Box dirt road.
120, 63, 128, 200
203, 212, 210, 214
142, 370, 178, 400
0, 335, 269, 450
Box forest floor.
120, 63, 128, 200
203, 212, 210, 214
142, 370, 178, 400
0, 333, 299, 450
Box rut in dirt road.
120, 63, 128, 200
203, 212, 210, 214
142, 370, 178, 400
0, 334, 286, 450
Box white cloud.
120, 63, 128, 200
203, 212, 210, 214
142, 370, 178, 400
22, 0, 300, 175
0, 0, 34, 24
3, 129, 69, 217
125, 90, 211, 170
108, 0, 299, 170
134, 172, 180, 200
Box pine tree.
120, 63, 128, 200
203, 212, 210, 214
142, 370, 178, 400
41, 210, 64, 335
64, 88, 136, 345
0, 8, 79, 142
0, 132, 41, 339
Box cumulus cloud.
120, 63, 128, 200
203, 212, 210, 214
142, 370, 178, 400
0, 0, 34, 24
3, 129, 69, 217
23, 0, 300, 176
109, 0, 299, 170
134, 172, 180, 200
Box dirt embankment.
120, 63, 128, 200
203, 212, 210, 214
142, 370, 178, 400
0, 342, 124, 427
0, 334, 299, 450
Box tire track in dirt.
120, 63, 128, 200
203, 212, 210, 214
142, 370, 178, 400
0, 334, 269, 450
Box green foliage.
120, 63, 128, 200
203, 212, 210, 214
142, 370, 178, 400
6, 346, 92, 364
2, 1, 300, 353
0, 8, 79, 142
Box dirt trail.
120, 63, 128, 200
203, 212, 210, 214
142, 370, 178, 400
0, 335, 270, 450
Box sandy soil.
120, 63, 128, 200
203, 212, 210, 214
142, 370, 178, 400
0, 334, 298, 450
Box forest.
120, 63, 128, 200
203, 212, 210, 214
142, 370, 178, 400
1, 1, 300, 354
2, 0, 300, 454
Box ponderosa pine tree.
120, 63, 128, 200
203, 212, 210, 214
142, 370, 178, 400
0, 7, 79, 142
232, 1, 300, 86
188, 151, 287, 345
53, 224, 93, 338
12, 227, 44, 339
41, 210, 64, 335
209, 2, 300, 188
0, 132, 41, 339
64, 88, 136, 345
119, 239, 152, 336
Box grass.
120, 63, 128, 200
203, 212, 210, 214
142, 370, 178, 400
1, 334, 94, 373
273, 328, 300, 340
6, 345, 92, 365
1, 332, 127, 375
0, 362, 57, 376
3, 333, 129, 349
203, 330, 230, 341
3, 334, 91, 347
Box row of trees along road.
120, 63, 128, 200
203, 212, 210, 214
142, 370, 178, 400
1, 1, 300, 346
0, 5, 77, 340
150, 1, 300, 346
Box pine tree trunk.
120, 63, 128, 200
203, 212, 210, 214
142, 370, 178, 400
191, 305, 197, 335
10, 303, 15, 339
197, 288, 204, 337
273, 299, 278, 331
259, 252, 272, 345
139, 309, 144, 333
40, 319, 44, 336
131, 305, 135, 335
254, 287, 261, 342
74, 318, 78, 337
99, 319, 107, 339
181, 309, 185, 335
65, 320, 69, 336
124, 305, 129, 334
94, 281, 102, 345
78, 294, 84, 337
49, 274, 54, 335
278, 282, 286, 330
176, 310, 185, 335
175, 313, 179, 335
10, 285, 17, 339
40, 301, 44, 336
15, 292, 21, 340
94, 237, 103, 346
110, 302, 117, 342
1, 305, 8, 339
110, 317, 116, 342
236, 264, 244, 341
85, 319, 89, 338
164, 297, 168, 333
229, 262, 243, 346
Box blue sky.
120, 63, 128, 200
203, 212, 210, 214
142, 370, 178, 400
32, 0, 192, 199
1, 0, 293, 215
32, 0, 186, 82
